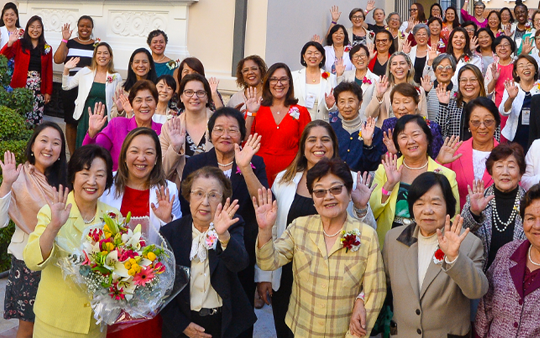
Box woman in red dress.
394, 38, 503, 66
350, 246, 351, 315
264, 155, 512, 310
245, 63, 311, 187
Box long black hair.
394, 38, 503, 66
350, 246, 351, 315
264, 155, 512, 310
123, 48, 157, 92
0, 2, 20, 27
25, 122, 68, 188
20, 16, 46, 55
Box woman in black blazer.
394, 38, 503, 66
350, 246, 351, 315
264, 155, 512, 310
178, 107, 268, 337
160, 166, 256, 338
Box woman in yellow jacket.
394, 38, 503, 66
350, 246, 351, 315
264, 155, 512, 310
370, 115, 459, 246
23, 145, 120, 337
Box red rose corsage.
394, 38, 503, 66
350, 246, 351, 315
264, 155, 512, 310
344, 45, 352, 53
433, 248, 445, 264
463, 55, 470, 63
321, 71, 330, 79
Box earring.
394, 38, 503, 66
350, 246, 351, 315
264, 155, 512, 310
31, 152, 34, 157
468, 128, 471, 132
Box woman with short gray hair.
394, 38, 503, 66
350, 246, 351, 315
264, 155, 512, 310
461, 0, 487, 29
425, 54, 457, 120
403, 23, 438, 84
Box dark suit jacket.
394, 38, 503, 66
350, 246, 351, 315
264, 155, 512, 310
529, 95, 540, 149
160, 215, 256, 338
180, 149, 268, 270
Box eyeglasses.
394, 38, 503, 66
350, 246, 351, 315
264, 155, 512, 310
241, 66, 259, 74
312, 185, 344, 198
389, 17, 400, 22
305, 51, 322, 57
464, 27, 476, 32
409, 8, 418, 12
352, 54, 368, 60
213, 126, 240, 136
470, 119, 496, 128
496, 43, 511, 49
351, 15, 364, 20
517, 63, 534, 69
190, 190, 222, 203
269, 77, 289, 85
459, 77, 478, 84
183, 90, 207, 98
376, 39, 389, 43
436, 65, 453, 71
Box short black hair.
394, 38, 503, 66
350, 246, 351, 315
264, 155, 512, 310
208, 107, 247, 141
408, 172, 457, 219
68, 145, 113, 191
462, 97, 501, 140
177, 73, 213, 110
475, 28, 495, 53
392, 115, 433, 156
349, 44, 369, 61
147, 29, 168, 46
77, 15, 94, 28
334, 81, 363, 102
521, 183, 540, 219
486, 143, 526, 176
300, 41, 326, 68
462, 20, 478, 31
513, 55, 539, 83
492, 35, 516, 54
306, 157, 353, 195
156, 74, 177, 93
326, 24, 350, 46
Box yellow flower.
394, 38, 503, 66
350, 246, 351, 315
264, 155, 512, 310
104, 242, 115, 251
101, 251, 108, 256
124, 261, 132, 270
128, 268, 136, 276
147, 252, 157, 261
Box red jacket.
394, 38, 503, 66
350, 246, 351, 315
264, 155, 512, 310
0, 39, 53, 95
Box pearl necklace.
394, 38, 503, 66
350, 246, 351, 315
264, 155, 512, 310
529, 246, 540, 266
490, 191, 520, 232
402, 159, 428, 170
323, 226, 343, 237
77, 37, 92, 43
217, 161, 234, 167
83, 215, 96, 224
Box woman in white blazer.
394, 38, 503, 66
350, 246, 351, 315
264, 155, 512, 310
293, 41, 337, 122
404, 24, 436, 84
62, 42, 122, 148
337, 44, 379, 121
254, 120, 376, 338
323, 24, 354, 74
100, 127, 181, 243
522, 139, 540, 190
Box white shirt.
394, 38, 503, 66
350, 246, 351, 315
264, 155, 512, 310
418, 232, 439, 289
472, 149, 491, 181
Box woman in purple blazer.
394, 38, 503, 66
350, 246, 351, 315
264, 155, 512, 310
475, 184, 540, 337
436, 97, 500, 209
83, 80, 163, 170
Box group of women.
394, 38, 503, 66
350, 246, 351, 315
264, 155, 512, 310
3, 1, 540, 338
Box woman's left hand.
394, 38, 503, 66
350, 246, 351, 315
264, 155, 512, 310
437, 214, 469, 262
213, 198, 240, 240
44, 94, 51, 105
325, 88, 336, 108
361, 117, 376, 146
349, 299, 367, 337
151, 186, 175, 223
351, 171, 377, 210
521, 37, 534, 55
469, 36, 478, 51
382, 128, 397, 155
402, 39, 412, 54
119, 93, 133, 117
235, 133, 261, 171
504, 79, 519, 99
208, 77, 219, 95
420, 75, 433, 93
312, 34, 323, 44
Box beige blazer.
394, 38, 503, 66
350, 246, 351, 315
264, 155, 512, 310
159, 109, 213, 188
383, 224, 488, 338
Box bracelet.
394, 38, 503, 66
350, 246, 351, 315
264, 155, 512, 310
247, 111, 257, 117
365, 10, 370, 14
356, 291, 365, 301
61, 39, 68, 44
332, 21, 337, 24
354, 205, 368, 218
382, 187, 393, 196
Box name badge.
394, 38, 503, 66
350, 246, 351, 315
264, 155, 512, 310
522, 108, 530, 126
305, 94, 316, 109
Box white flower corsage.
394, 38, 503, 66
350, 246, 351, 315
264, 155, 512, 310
341, 229, 362, 253
167, 59, 180, 70
44, 44, 51, 55
289, 107, 300, 120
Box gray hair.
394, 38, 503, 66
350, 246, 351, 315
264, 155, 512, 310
373, 8, 385, 18
432, 53, 457, 72
473, 1, 486, 9
413, 23, 431, 37
386, 12, 401, 25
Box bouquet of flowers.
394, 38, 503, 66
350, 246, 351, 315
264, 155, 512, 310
56, 212, 188, 328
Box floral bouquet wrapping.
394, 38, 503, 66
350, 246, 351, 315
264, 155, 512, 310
56, 212, 189, 329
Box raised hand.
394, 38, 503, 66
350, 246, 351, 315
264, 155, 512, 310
362, 117, 376, 146
504, 23, 513, 37
490, 62, 500, 82
351, 171, 377, 210
521, 36, 534, 55
253, 187, 277, 231
437, 214, 470, 262
312, 34, 323, 44
504, 79, 519, 99
330, 5, 342, 22
382, 152, 402, 189
114, 88, 125, 112
208, 77, 219, 95
402, 39, 412, 54
0, 151, 22, 189
367, 42, 375, 60
376, 75, 389, 98
213, 198, 240, 237
46, 185, 72, 231
467, 179, 494, 216
64, 57, 80, 70
151, 186, 175, 223
383, 128, 397, 154
245, 86, 261, 113
87, 102, 107, 138
436, 136, 463, 164
235, 133, 261, 170
167, 116, 186, 153
325, 88, 336, 108
366, 0, 376, 12
436, 83, 451, 104
335, 59, 346, 77
7, 28, 19, 46
421, 75, 433, 92
61, 23, 72, 41
119, 93, 133, 117
428, 46, 439, 64
469, 36, 478, 51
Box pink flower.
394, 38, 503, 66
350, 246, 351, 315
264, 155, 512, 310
118, 249, 139, 261
133, 267, 155, 286
362, 77, 372, 85
81, 251, 91, 266
89, 228, 103, 242
154, 262, 166, 274
109, 282, 126, 300
205, 233, 218, 248
236, 162, 256, 175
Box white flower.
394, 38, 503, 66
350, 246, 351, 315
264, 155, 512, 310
289, 107, 300, 120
